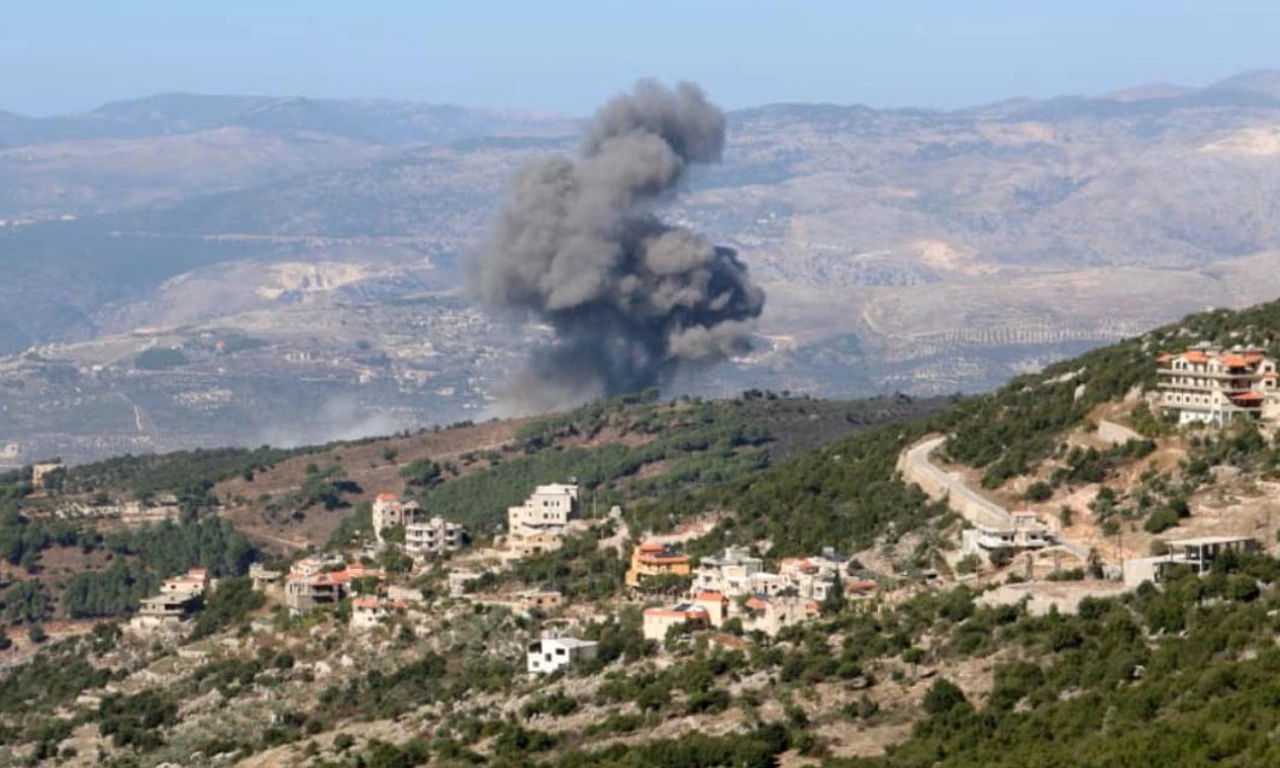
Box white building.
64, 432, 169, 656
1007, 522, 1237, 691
1157, 344, 1280, 426
405, 516, 466, 557
527, 636, 599, 675
962, 513, 1055, 556
372, 493, 424, 543
692, 546, 765, 596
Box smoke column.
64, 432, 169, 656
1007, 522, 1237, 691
471, 80, 765, 411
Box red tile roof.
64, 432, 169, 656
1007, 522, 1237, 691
1232, 392, 1264, 403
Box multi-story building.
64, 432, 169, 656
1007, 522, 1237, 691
507, 483, 579, 556
404, 516, 467, 558
130, 568, 209, 631
625, 542, 692, 588
285, 561, 385, 614
372, 493, 424, 542
691, 546, 764, 595
1157, 344, 1280, 426
1122, 535, 1260, 588
962, 512, 1055, 557
373, 492, 466, 556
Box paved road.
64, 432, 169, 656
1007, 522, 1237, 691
901, 436, 1093, 561
903, 436, 1011, 529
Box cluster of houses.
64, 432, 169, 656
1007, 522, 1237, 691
372, 493, 467, 559
633, 544, 878, 640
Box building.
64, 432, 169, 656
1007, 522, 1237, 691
527, 636, 599, 675
742, 595, 820, 637
507, 483, 579, 556
691, 546, 766, 597
31, 460, 63, 490
404, 516, 467, 558
779, 548, 850, 601
642, 604, 711, 641
351, 597, 408, 630
625, 542, 692, 588
248, 563, 282, 590
130, 568, 209, 631
1157, 344, 1280, 426
690, 591, 730, 627
1122, 536, 1261, 588
372, 493, 425, 543
962, 513, 1055, 557
285, 562, 385, 614
518, 588, 564, 612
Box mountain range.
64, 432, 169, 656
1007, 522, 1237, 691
4, 70, 1280, 462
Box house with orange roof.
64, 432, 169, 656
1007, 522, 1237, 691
285, 561, 386, 614
351, 596, 409, 630
625, 542, 692, 588
1157, 343, 1280, 426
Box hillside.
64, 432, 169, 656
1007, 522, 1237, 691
3, 298, 1280, 765
8, 74, 1280, 464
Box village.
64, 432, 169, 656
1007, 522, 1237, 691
99, 342, 1280, 678
120, 479, 896, 676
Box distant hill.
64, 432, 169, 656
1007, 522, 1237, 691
5, 73, 1280, 459
0, 93, 577, 148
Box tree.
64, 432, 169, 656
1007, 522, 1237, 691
923, 678, 968, 715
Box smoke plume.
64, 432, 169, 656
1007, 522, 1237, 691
471, 80, 765, 411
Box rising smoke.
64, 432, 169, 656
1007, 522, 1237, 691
470, 80, 765, 412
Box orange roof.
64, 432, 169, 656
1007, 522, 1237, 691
1221, 354, 1250, 368
694, 591, 728, 603
745, 597, 769, 611
638, 542, 666, 553
1232, 392, 1264, 403
1245, 351, 1265, 361
1182, 350, 1209, 364
376, 492, 400, 502
846, 579, 879, 592
1156, 354, 1173, 364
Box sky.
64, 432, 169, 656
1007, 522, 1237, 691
3, 0, 1280, 116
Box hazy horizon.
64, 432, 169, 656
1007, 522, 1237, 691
3, 0, 1279, 117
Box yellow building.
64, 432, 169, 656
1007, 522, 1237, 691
625, 542, 691, 588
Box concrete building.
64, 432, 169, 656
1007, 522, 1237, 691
374, 492, 468, 555
743, 595, 820, 637
527, 636, 599, 675
285, 562, 385, 614
779, 549, 850, 601
518, 588, 564, 612
625, 542, 692, 588
1123, 535, 1261, 588
130, 568, 209, 631
248, 563, 282, 590
692, 546, 764, 596
404, 516, 467, 558
507, 483, 579, 556
962, 513, 1055, 557
642, 604, 711, 641
1157, 344, 1280, 426
447, 569, 485, 597
690, 591, 730, 627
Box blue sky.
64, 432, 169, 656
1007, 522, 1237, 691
3, 1, 1279, 116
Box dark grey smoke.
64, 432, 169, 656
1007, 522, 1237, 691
471, 80, 765, 411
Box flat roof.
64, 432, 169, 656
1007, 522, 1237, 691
1168, 536, 1258, 547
